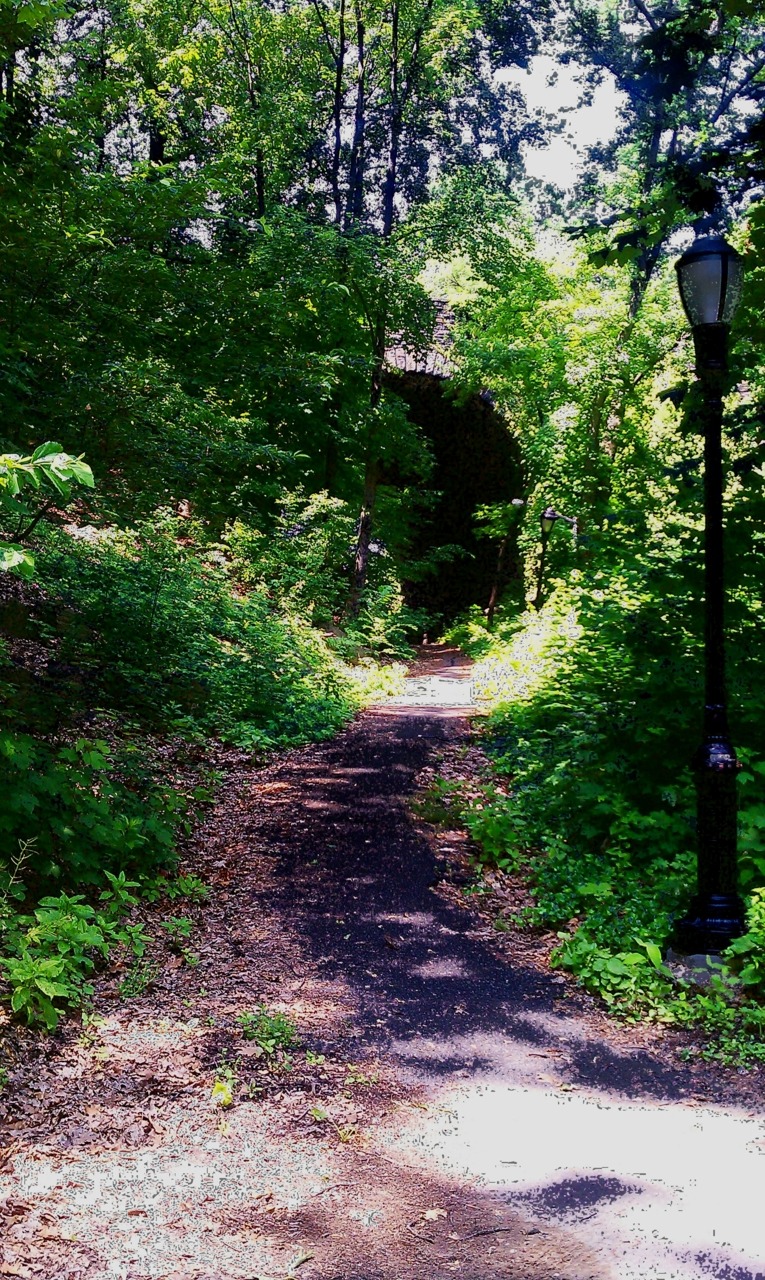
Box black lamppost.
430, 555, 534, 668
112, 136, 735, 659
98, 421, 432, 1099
533, 507, 577, 611
673, 232, 746, 955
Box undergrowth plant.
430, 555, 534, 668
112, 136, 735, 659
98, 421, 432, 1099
119, 958, 161, 999
236, 1005, 300, 1055
0, 442, 94, 578
0, 732, 185, 884
161, 915, 199, 965
226, 489, 356, 626
0, 871, 149, 1029
35, 515, 361, 750
724, 888, 765, 1000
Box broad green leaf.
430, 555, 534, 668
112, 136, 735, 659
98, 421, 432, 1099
65, 458, 95, 487
0, 544, 35, 578
31, 441, 65, 460
34, 977, 71, 998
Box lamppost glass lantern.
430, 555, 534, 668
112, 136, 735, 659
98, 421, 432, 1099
540, 507, 558, 535
675, 234, 743, 329
540, 507, 577, 536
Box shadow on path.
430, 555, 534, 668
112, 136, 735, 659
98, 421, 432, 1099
246, 705, 703, 1103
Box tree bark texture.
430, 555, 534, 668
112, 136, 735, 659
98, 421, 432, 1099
344, 1, 366, 230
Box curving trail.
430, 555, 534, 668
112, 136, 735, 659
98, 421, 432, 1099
1, 646, 764, 1280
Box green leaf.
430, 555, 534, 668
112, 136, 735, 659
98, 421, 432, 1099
31, 441, 65, 460
34, 977, 71, 998
65, 458, 95, 488
0, 544, 35, 578
36, 996, 59, 1030
10, 988, 28, 1013
211, 1079, 233, 1108
38, 467, 70, 497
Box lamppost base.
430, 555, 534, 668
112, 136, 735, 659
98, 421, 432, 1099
672, 893, 746, 956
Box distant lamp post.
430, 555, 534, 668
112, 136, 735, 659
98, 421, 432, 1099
534, 507, 577, 611
673, 232, 746, 955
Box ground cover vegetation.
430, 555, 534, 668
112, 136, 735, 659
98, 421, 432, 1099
2, 0, 765, 1061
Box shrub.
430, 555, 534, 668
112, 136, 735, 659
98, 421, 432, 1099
724, 887, 765, 1000
34, 514, 359, 747
236, 1005, 300, 1054
0, 732, 183, 885
226, 489, 356, 626
445, 557, 765, 1062
0, 873, 148, 1029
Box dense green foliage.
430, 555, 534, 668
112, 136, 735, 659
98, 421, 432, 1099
0, 444, 94, 576
3, 0, 765, 1050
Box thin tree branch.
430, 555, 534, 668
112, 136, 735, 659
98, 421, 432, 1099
309, 0, 338, 60
631, 0, 659, 31
15, 500, 55, 542
714, 27, 739, 123
713, 52, 765, 123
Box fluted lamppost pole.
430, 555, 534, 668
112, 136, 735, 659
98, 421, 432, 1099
673, 233, 746, 954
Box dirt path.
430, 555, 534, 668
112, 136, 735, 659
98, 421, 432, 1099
1, 647, 764, 1280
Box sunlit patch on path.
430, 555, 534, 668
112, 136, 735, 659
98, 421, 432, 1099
376, 1050, 765, 1280
385, 644, 477, 708
387, 672, 477, 708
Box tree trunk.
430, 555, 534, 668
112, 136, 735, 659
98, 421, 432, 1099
323, 431, 339, 494
347, 456, 381, 617
345, 0, 431, 608
381, 2, 400, 239
255, 147, 266, 217
2, 56, 14, 106
227, 0, 267, 216
149, 123, 166, 165
347, 322, 385, 616
486, 534, 510, 629
331, 0, 346, 225
381, 0, 431, 237
344, 1, 366, 230
309, 0, 346, 224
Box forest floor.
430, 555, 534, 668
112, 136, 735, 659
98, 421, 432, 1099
1, 646, 765, 1280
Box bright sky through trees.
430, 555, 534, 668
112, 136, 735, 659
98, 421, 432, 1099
505, 55, 626, 189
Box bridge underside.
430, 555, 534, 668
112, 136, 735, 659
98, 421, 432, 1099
387, 371, 524, 632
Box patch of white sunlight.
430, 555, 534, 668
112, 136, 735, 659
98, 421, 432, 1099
411, 957, 469, 979
378, 1019, 765, 1280
372, 911, 436, 929
386, 674, 477, 707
